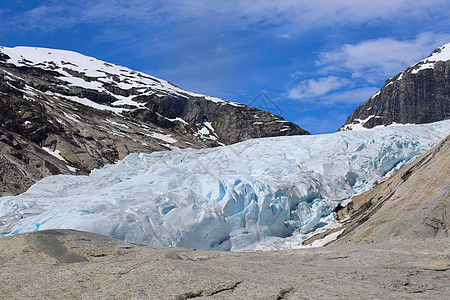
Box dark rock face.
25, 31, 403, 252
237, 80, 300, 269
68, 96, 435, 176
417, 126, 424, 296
0, 46, 309, 196
341, 44, 450, 130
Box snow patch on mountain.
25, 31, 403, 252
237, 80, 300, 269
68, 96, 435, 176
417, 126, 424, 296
411, 42, 450, 74
1, 120, 448, 251
0, 46, 243, 107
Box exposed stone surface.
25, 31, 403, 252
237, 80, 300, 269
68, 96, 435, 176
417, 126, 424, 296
332, 134, 449, 245
341, 43, 450, 130
0, 229, 448, 299
0, 47, 308, 196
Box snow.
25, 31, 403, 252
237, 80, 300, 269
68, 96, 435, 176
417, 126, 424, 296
110, 97, 146, 108
67, 166, 78, 173
1, 120, 449, 251
342, 114, 417, 132
42, 147, 77, 173
194, 122, 219, 141
166, 117, 189, 125
57, 74, 104, 90
62, 112, 80, 122
108, 121, 129, 128
0, 46, 242, 108
340, 115, 376, 131
411, 42, 450, 74
308, 229, 345, 248
48, 92, 126, 114
197, 127, 210, 135
42, 147, 66, 162
148, 132, 177, 144
370, 90, 381, 99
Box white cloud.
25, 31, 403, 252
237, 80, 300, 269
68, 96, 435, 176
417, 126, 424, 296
287, 76, 350, 100
278, 34, 291, 39
287, 32, 450, 105
4, 0, 449, 35
317, 32, 450, 82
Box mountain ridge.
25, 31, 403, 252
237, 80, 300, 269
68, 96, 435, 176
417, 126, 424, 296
341, 42, 450, 130
0, 46, 308, 196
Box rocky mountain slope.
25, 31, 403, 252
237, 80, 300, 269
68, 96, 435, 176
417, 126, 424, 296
341, 42, 450, 130
0, 46, 308, 196
332, 133, 449, 245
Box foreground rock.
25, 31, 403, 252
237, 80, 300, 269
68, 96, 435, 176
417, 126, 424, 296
0, 229, 448, 299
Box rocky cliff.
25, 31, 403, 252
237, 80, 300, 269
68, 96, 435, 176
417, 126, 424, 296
0, 46, 308, 196
341, 42, 450, 130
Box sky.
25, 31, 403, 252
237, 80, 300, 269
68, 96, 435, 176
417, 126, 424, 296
1, 1, 449, 134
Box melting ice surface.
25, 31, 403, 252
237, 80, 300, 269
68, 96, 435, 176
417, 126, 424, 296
1, 121, 449, 251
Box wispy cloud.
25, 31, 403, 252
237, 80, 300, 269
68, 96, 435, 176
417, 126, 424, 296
317, 32, 450, 83
3, 0, 449, 35
287, 76, 350, 100
278, 34, 291, 39
2, 0, 449, 133
287, 32, 450, 105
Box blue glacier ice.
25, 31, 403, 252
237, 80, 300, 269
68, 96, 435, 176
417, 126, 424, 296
1, 120, 449, 251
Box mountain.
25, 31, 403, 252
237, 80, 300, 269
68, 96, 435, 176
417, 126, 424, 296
341, 42, 450, 130
1, 120, 448, 251
0, 46, 308, 196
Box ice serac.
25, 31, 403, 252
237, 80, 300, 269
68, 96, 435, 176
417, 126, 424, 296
1, 120, 449, 251
0, 46, 308, 196
341, 42, 450, 131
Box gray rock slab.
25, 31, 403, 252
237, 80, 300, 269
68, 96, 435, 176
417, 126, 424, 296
0, 229, 448, 299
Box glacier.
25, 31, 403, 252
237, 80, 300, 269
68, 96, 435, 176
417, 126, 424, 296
1, 120, 449, 251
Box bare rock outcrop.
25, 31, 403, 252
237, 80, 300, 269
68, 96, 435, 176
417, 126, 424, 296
0, 229, 448, 299
341, 43, 450, 130
333, 134, 449, 244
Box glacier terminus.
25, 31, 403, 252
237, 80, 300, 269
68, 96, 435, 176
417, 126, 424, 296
0, 120, 449, 251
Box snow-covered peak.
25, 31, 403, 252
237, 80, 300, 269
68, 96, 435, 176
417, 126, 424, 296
341, 42, 450, 131
0, 46, 241, 106
424, 42, 450, 62
410, 42, 450, 74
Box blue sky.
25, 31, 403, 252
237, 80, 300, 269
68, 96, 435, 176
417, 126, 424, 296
1, 1, 449, 134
